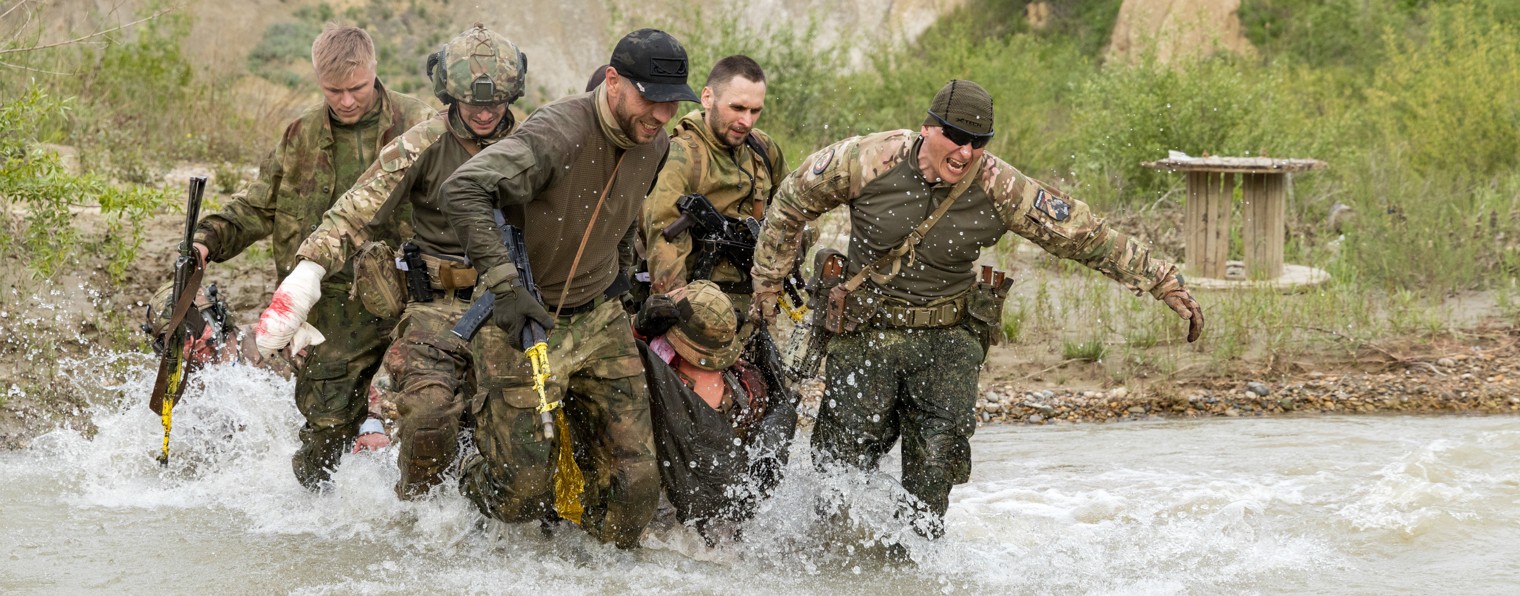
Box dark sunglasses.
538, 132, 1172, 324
928, 111, 993, 149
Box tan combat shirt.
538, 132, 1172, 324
642, 109, 787, 293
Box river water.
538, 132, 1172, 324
1, 360, 1517, 594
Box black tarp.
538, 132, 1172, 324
640, 330, 799, 525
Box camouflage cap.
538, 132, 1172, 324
609, 28, 699, 103
923, 79, 994, 136
428, 24, 526, 105
665, 280, 740, 371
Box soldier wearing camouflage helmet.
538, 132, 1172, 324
255, 24, 528, 498
748, 80, 1205, 539
440, 28, 698, 548
188, 24, 433, 490
641, 55, 787, 314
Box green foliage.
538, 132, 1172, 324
0, 90, 172, 281
655, 9, 851, 165
251, 0, 451, 96
248, 21, 324, 88
2, 4, 259, 171
1067, 56, 1310, 206
1061, 337, 1108, 362
1365, 4, 1520, 179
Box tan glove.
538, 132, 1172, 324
1160, 287, 1204, 343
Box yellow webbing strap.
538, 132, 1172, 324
525, 340, 583, 524
157, 359, 183, 466
552, 410, 584, 525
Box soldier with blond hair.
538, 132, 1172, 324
190, 23, 433, 490
256, 24, 529, 499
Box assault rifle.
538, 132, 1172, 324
148, 176, 208, 466
451, 210, 558, 440
661, 193, 807, 321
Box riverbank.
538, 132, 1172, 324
974, 330, 1520, 425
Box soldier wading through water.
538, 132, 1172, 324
749, 80, 1205, 539
193, 25, 432, 489
254, 24, 528, 499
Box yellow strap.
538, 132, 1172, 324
157, 361, 182, 466
552, 410, 584, 525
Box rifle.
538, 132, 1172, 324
451, 210, 558, 440
148, 176, 207, 466
661, 193, 807, 322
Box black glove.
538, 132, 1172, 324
634, 293, 684, 338
491, 283, 556, 351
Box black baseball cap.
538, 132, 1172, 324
609, 28, 699, 103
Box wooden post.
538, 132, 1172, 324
1241, 173, 1285, 279
1185, 171, 1231, 278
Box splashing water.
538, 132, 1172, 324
2, 353, 1518, 593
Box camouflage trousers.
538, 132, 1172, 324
383, 296, 482, 499
812, 324, 983, 537
292, 283, 394, 489
460, 299, 659, 548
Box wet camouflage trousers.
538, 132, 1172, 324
292, 284, 394, 489
812, 324, 983, 536
384, 297, 479, 498
460, 299, 659, 548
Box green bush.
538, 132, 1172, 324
1, 89, 173, 280
1365, 4, 1520, 179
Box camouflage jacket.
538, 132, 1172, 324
297, 109, 517, 274
441, 85, 668, 309
194, 80, 434, 283
751, 130, 1181, 306
642, 109, 787, 293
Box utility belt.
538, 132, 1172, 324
822, 267, 1013, 347
870, 294, 969, 329
712, 279, 751, 295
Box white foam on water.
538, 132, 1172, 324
6, 353, 1520, 593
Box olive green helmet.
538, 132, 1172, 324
426, 24, 526, 106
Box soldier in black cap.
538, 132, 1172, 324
439, 28, 698, 548
749, 80, 1204, 539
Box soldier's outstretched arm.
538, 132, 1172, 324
194, 145, 283, 263
980, 152, 1203, 341
297, 118, 445, 274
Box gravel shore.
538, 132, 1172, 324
977, 338, 1520, 425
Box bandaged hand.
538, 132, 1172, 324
255, 260, 327, 358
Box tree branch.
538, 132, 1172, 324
0, 5, 174, 56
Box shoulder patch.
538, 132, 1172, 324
811, 147, 836, 175
1033, 188, 1070, 222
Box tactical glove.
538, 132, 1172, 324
256, 260, 327, 358
1160, 286, 1204, 343
490, 277, 555, 352
634, 292, 685, 338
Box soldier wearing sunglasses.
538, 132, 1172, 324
747, 80, 1204, 539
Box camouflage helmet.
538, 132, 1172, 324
665, 280, 741, 371
426, 24, 526, 106
141, 281, 234, 356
